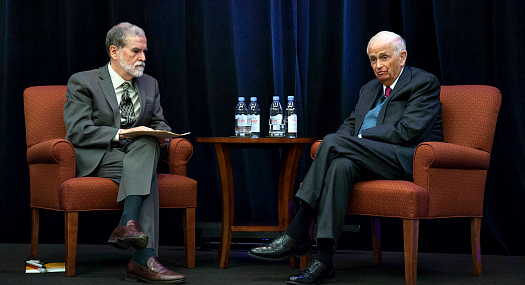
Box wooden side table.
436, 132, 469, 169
196, 137, 317, 268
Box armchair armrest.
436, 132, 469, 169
26, 139, 76, 210
413, 142, 491, 217
414, 141, 491, 189
27, 138, 76, 177
310, 140, 322, 160
166, 138, 193, 176
414, 142, 490, 171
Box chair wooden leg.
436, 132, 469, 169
183, 207, 196, 268
371, 218, 382, 264
289, 256, 300, 269
30, 208, 40, 260
298, 254, 312, 270
64, 211, 78, 277
403, 219, 419, 285
471, 217, 482, 276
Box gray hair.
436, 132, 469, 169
105, 22, 145, 57
366, 31, 406, 56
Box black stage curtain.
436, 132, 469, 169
1, 0, 523, 256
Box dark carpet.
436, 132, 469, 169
1, 244, 524, 284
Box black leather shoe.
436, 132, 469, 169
248, 234, 311, 261
286, 260, 335, 284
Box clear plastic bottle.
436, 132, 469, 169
285, 96, 297, 138
248, 97, 260, 138
235, 97, 250, 137
269, 96, 284, 137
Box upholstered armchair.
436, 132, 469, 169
23, 85, 197, 276
307, 85, 501, 285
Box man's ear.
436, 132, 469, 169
109, 45, 119, 61
400, 50, 407, 66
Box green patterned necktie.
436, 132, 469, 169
119, 82, 136, 128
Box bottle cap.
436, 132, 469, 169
250, 97, 257, 101
238, 97, 245, 101
287, 96, 294, 101
273, 96, 280, 101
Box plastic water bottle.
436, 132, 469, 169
285, 96, 297, 138
269, 96, 284, 137
235, 97, 250, 137
248, 97, 260, 138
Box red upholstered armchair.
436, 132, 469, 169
307, 85, 501, 285
23, 85, 197, 276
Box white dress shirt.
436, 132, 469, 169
108, 62, 141, 141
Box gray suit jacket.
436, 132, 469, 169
64, 65, 171, 177
336, 66, 443, 174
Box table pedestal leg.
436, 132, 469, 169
212, 141, 306, 269
279, 144, 304, 269
214, 143, 234, 269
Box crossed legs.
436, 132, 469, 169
92, 135, 161, 254
91, 136, 186, 283
250, 133, 408, 284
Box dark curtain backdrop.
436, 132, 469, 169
1, 0, 523, 256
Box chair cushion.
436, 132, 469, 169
59, 177, 121, 211
347, 180, 429, 219
158, 174, 197, 208
58, 175, 197, 211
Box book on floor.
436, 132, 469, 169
25, 260, 65, 273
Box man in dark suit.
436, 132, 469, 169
249, 31, 443, 284
64, 22, 185, 284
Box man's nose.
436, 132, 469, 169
139, 51, 146, 61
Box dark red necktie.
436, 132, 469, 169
381, 87, 392, 103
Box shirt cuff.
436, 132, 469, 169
358, 134, 362, 138
112, 130, 120, 142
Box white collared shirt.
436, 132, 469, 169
108, 62, 141, 123
382, 67, 404, 95
108, 62, 142, 141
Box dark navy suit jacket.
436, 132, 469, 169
336, 66, 443, 175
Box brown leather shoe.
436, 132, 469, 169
108, 220, 148, 250
126, 257, 186, 284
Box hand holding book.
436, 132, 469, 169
119, 129, 191, 139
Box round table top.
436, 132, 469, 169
196, 137, 318, 144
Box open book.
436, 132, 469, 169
119, 130, 191, 139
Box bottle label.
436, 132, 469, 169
270, 114, 283, 130
236, 114, 250, 127
250, 115, 260, 132
288, 114, 297, 132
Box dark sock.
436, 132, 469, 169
132, 248, 155, 267
120, 195, 144, 226
285, 202, 315, 242
316, 238, 334, 268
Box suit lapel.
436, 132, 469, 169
386, 66, 411, 100
134, 77, 146, 126
377, 66, 412, 123
98, 65, 121, 127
